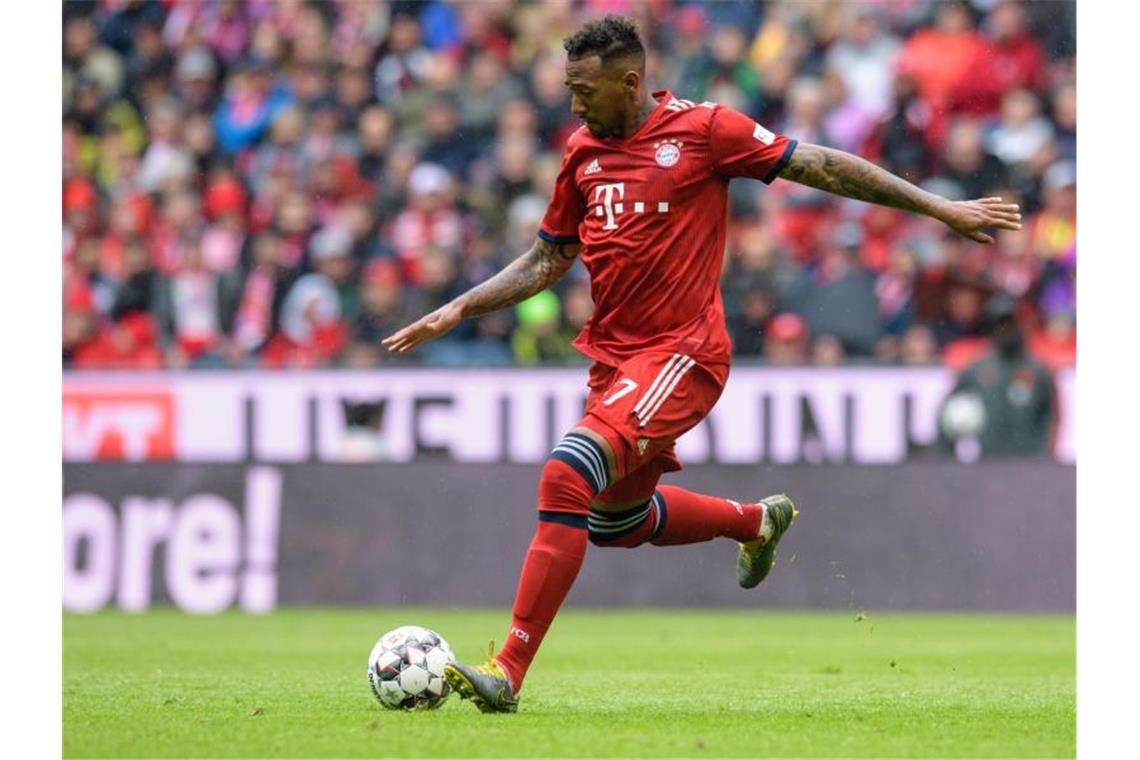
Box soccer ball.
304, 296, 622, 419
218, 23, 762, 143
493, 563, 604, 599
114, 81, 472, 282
366, 625, 455, 710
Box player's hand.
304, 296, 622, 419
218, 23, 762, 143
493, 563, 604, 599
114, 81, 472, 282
939, 197, 1022, 244
382, 302, 464, 353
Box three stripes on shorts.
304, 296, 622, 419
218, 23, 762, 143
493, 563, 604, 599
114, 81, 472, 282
632, 353, 695, 428
549, 354, 697, 493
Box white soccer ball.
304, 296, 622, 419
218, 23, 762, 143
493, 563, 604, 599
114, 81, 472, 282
366, 625, 455, 710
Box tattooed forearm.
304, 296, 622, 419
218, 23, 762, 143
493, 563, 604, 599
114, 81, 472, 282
778, 143, 949, 221
456, 239, 580, 319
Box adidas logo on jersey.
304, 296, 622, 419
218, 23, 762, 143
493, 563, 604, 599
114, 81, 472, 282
584, 158, 602, 175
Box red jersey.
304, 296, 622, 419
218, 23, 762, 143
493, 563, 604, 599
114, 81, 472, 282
539, 90, 797, 368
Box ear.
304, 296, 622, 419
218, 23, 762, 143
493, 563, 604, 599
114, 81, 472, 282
621, 68, 641, 92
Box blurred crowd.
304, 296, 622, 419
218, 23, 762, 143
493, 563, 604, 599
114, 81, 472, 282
62, 0, 1076, 371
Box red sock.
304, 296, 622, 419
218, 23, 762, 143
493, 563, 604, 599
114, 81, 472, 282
496, 458, 595, 692
649, 485, 762, 546
495, 519, 586, 692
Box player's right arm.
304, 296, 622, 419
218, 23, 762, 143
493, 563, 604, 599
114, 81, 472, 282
382, 238, 580, 354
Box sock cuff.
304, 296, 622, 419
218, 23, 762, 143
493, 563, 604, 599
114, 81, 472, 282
549, 432, 611, 494
537, 510, 588, 530
587, 499, 652, 541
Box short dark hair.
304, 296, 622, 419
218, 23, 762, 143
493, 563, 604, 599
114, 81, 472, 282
563, 15, 645, 66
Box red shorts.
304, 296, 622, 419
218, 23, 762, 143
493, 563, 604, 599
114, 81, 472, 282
579, 352, 728, 505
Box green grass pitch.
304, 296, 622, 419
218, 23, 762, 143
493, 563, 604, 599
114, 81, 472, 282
64, 609, 1074, 758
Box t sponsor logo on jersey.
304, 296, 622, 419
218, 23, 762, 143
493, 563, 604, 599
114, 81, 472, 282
583, 158, 602, 175
63, 390, 176, 461
753, 122, 776, 145
592, 182, 626, 230
654, 139, 682, 167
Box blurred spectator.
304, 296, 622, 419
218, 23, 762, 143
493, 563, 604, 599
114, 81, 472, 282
461, 52, 524, 149
677, 25, 759, 112
763, 313, 809, 365
875, 246, 918, 337
153, 236, 236, 369
174, 47, 220, 113
230, 232, 294, 363
511, 291, 578, 365
346, 258, 427, 367
138, 98, 190, 193
865, 73, 932, 182
355, 105, 396, 179
824, 6, 901, 120
373, 13, 432, 106
309, 225, 362, 323
263, 271, 347, 369
70, 242, 164, 370
798, 223, 882, 356
1051, 84, 1077, 163
64, 15, 125, 100
939, 296, 1056, 458
213, 58, 293, 154
899, 324, 939, 366
896, 1, 995, 141
984, 1, 1047, 96
1031, 161, 1076, 262
811, 334, 846, 367
1028, 309, 1076, 371
937, 118, 1008, 201
727, 285, 775, 357
420, 96, 476, 179
390, 163, 464, 284
988, 89, 1054, 168
938, 281, 992, 370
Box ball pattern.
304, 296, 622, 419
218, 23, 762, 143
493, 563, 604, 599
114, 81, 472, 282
367, 626, 455, 710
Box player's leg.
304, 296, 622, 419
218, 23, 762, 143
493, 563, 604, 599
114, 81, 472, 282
587, 444, 790, 550
444, 423, 616, 713
585, 352, 798, 583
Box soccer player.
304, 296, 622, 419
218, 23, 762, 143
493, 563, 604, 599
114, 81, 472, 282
383, 16, 1021, 713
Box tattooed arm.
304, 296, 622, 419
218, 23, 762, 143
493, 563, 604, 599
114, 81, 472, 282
778, 143, 1022, 244
383, 238, 580, 353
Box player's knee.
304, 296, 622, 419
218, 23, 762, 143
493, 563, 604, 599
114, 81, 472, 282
539, 432, 613, 513
538, 460, 597, 515
587, 499, 655, 548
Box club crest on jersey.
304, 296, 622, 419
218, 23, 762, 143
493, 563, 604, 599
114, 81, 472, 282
654, 139, 682, 168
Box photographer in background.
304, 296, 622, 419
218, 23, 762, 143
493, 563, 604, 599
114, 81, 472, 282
939, 295, 1056, 460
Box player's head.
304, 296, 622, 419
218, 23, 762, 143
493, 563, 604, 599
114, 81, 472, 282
562, 15, 646, 138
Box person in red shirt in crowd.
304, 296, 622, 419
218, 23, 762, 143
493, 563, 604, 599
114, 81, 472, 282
201, 170, 248, 274
70, 241, 164, 370
896, 1, 998, 143
943, 1, 1046, 118
382, 16, 1022, 713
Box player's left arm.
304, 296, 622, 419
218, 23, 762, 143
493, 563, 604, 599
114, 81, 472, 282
777, 143, 1022, 244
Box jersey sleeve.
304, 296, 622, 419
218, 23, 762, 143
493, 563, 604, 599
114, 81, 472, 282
538, 144, 586, 244
708, 105, 798, 184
